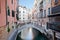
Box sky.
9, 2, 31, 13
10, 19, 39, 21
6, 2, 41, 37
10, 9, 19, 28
19, 0, 34, 9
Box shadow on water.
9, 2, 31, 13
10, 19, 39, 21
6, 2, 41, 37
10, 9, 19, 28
33, 28, 48, 40
33, 32, 48, 40
16, 28, 48, 40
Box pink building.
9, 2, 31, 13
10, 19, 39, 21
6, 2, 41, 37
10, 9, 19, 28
0, 0, 7, 27
0, 0, 18, 40
7, 0, 18, 28
0, 0, 18, 28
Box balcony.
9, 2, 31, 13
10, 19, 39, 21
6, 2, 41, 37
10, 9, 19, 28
52, 5, 60, 13
39, 1, 43, 11
48, 5, 60, 17
39, 4, 43, 11
48, 13, 60, 17
47, 22, 60, 32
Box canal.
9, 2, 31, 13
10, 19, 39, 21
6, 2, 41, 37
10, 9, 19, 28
16, 28, 48, 40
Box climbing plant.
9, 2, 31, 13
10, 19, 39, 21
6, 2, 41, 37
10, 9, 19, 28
7, 25, 10, 33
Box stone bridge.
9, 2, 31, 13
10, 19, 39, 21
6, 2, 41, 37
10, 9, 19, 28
8, 23, 45, 40
18, 23, 44, 34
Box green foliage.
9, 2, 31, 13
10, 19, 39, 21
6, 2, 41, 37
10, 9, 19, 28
7, 26, 10, 33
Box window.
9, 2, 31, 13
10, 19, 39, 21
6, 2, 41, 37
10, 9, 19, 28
19, 11, 21, 13
48, 8, 50, 15
41, 12, 43, 18
8, 7, 10, 16
40, 11, 43, 18
23, 11, 25, 13
43, 0, 46, 8
11, 0, 13, 4
42, 13, 43, 18
23, 18, 24, 19
12, 10, 15, 17
43, 0, 46, 5
16, 14, 19, 20
44, 10, 46, 17
55, 0, 58, 4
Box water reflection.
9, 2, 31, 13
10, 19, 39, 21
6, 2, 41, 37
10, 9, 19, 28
25, 28, 33, 39
16, 28, 48, 40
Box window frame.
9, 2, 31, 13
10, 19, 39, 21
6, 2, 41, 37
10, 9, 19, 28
12, 10, 15, 17
23, 11, 25, 13
48, 8, 50, 15
44, 10, 46, 17
11, 0, 13, 4
8, 7, 10, 16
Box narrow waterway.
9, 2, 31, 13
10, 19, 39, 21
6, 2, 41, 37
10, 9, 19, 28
16, 28, 48, 40
25, 28, 33, 39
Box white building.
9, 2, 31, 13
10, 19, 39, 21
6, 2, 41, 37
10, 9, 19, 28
18, 6, 30, 23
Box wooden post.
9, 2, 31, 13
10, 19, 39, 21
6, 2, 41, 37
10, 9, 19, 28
53, 31, 57, 40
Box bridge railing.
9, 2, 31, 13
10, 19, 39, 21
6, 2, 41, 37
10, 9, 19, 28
8, 29, 18, 40
18, 22, 44, 34
8, 23, 20, 40
8, 22, 45, 40
32, 22, 45, 33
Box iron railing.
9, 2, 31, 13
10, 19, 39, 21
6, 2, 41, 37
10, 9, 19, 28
47, 22, 60, 32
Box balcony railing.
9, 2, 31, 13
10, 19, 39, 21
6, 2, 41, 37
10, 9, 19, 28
47, 22, 60, 32
39, 5, 43, 11
48, 13, 60, 17
52, 5, 60, 13
48, 5, 60, 17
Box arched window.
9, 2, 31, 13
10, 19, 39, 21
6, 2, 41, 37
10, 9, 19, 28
7, 6, 10, 16
12, 10, 15, 17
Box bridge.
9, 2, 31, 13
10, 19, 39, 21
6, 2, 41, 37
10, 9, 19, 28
18, 23, 44, 34
8, 23, 45, 40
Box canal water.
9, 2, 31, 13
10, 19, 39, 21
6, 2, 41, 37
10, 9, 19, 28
16, 28, 48, 40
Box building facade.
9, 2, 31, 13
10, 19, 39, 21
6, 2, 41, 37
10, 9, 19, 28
7, 0, 18, 29
18, 6, 30, 23
48, 0, 60, 40
33, 0, 60, 40
0, 0, 7, 40
0, 0, 18, 40
32, 0, 53, 40
31, 0, 40, 24
0, 0, 7, 27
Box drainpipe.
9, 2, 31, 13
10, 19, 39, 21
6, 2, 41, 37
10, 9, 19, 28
17, 0, 19, 28
6, 0, 8, 26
